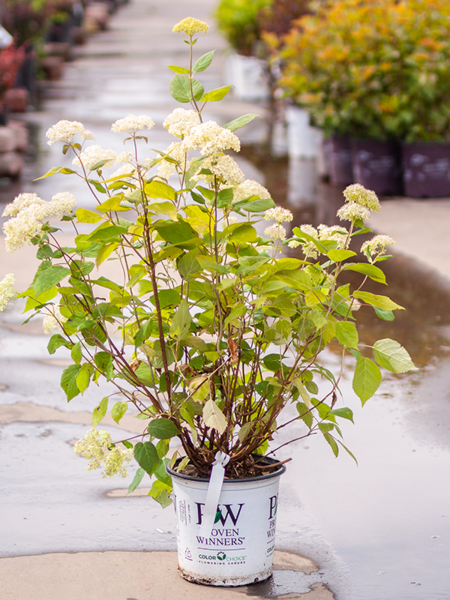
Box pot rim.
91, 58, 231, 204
167, 454, 286, 484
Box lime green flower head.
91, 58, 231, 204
173, 17, 209, 36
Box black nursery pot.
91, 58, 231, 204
328, 134, 353, 186
351, 138, 403, 196
402, 141, 450, 198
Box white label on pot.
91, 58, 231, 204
171, 473, 283, 585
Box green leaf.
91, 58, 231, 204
354, 291, 404, 311
178, 250, 201, 280
128, 467, 145, 494
323, 433, 339, 457
71, 342, 82, 365
228, 223, 257, 244
170, 299, 191, 339
345, 263, 386, 284
203, 399, 227, 434
87, 179, 107, 194
200, 85, 231, 102
96, 196, 130, 213
154, 458, 172, 486
134, 319, 155, 347
60, 364, 81, 401
92, 397, 108, 427
169, 74, 204, 103
154, 220, 198, 244
335, 322, 359, 349
90, 159, 112, 171
189, 375, 210, 403
76, 364, 91, 395
32, 263, 70, 298
274, 269, 311, 291
294, 379, 311, 406
134, 441, 159, 476
145, 180, 176, 201
374, 307, 395, 321
96, 242, 119, 268
224, 114, 260, 132
148, 418, 180, 439
111, 401, 128, 424
238, 421, 254, 442
149, 480, 173, 508
352, 357, 382, 404
236, 198, 275, 212
193, 50, 215, 72
35, 166, 76, 180
224, 303, 247, 327
48, 334, 72, 355
150, 288, 181, 309
94, 352, 114, 380
327, 249, 356, 262
329, 407, 354, 423
87, 225, 128, 242
296, 402, 313, 428
216, 187, 234, 208
337, 440, 358, 464
168, 65, 190, 74
373, 339, 417, 373
76, 208, 102, 223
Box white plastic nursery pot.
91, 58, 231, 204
285, 106, 322, 159
225, 53, 269, 102
167, 457, 286, 586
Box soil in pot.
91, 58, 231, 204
167, 456, 286, 587
402, 141, 450, 198
351, 138, 403, 196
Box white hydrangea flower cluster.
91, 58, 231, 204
337, 202, 371, 223
343, 183, 381, 211
264, 206, 293, 223
173, 17, 209, 36
73, 145, 117, 171
0, 273, 17, 312
164, 108, 200, 138
2, 192, 46, 217
43, 304, 68, 334
288, 225, 319, 258
3, 192, 76, 253
157, 142, 187, 180
338, 184, 380, 223
192, 154, 245, 186
264, 224, 286, 241
317, 224, 349, 249
181, 121, 240, 155
111, 163, 137, 181
361, 234, 395, 257
50, 193, 77, 218
74, 428, 133, 478
46, 120, 94, 146
232, 180, 270, 204
111, 115, 155, 134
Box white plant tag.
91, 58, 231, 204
198, 451, 230, 537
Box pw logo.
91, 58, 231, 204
195, 502, 244, 526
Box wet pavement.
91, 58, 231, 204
1, 0, 450, 599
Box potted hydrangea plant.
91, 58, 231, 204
0, 17, 416, 587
